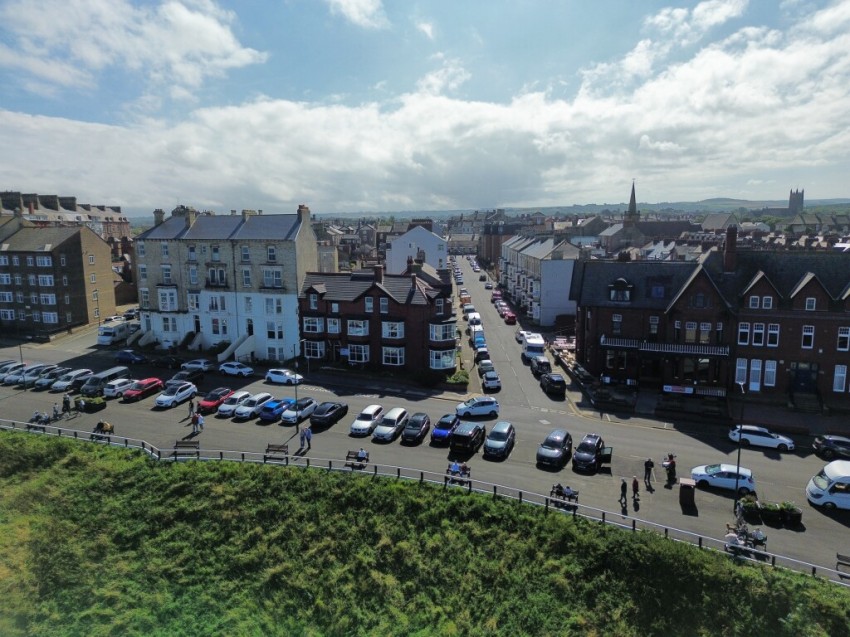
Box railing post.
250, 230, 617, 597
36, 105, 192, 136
444, 476, 448, 490
467, 480, 471, 493
632, 519, 636, 532
545, 496, 549, 512
58, 429, 62, 437
493, 486, 497, 500
664, 528, 669, 538
373, 465, 377, 476
74, 431, 78, 439
397, 467, 401, 479
125, 438, 128, 447
601, 512, 606, 524
519, 491, 523, 503
698, 537, 702, 548
420, 471, 424, 484
329, 460, 333, 471
306, 458, 310, 468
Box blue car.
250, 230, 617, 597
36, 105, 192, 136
115, 349, 147, 364
258, 398, 295, 423
431, 413, 460, 445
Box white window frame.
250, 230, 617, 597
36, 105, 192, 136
160, 242, 168, 258
364, 297, 373, 313
748, 295, 759, 309
189, 266, 198, 286
380, 297, 389, 314
762, 296, 773, 310
735, 358, 748, 385
838, 327, 850, 352
767, 324, 780, 347
303, 317, 324, 333
748, 359, 762, 392
802, 325, 815, 349
805, 297, 816, 311
327, 318, 341, 334
382, 321, 404, 339
382, 346, 405, 366
737, 322, 750, 346
136, 242, 145, 258
348, 343, 369, 363
162, 265, 172, 284
764, 360, 777, 387
304, 341, 325, 359
347, 320, 369, 336
751, 323, 765, 347
36, 255, 52, 267
241, 246, 250, 262
436, 298, 444, 315
242, 268, 251, 287
309, 294, 318, 310
267, 245, 276, 262
158, 289, 178, 312
42, 312, 58, 324
430, 350, 456, 369
834, 365, 848, 393
139, 264, 147, 282
429, 323, 455, 342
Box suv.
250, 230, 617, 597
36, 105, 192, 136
728, 425, 794, 451
529, 356, 552, 377
477, 360, 495, 378
103, 378, 135, 399
155, 382, 197, 408
572, 434, 608, 472
167, 369, 205, 387
813, 435, 850, 460
483, 421, 515, 459
401, 412, 431, 444
540, 373, 567, 397
536, 429, 573, 468
431, 414, 460, 445
450, 422, 486, 454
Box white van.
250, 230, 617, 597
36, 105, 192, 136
97, 322, 130, 345
467, 312, 482, 328
806, 460, 850, 510
521, 332, 546, 362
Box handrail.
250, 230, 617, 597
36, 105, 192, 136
1, 417, 847, 586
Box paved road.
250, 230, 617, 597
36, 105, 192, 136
2, 257, 849, 574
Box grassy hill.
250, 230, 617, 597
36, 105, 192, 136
1, 432, 848, 637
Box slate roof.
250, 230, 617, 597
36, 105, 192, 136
570, 259, 697, 309
137, 213, 301, 242
0, 227, 80, 251
136, 216, 190, 241
183, 216, 243, 240
300, 271, 442, 305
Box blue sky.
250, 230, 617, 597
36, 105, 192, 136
1, 0, 849, 214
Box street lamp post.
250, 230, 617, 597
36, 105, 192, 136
733, 381, 746, 513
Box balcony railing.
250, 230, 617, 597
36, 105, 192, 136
599, 334, 730, 357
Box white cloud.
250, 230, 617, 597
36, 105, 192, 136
415, 56, 471, 95
416, 20, 435, 40
324, 0, 389, 29
0, 0, 266, 100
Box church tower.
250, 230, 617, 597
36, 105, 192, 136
788, 189, 804, 215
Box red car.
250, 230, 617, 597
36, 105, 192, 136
198, 387, 234, 413
503, 311, 517, 325
122, 377, 164, 402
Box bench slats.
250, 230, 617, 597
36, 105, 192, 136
172, 440, 200, 459
263, 444, 289, 463
837, 553, 850, 579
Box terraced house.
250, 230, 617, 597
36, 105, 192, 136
134, 205, 317, 362
298, 263, 456, 373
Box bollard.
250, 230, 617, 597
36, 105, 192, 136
220, 451, 224, 461
545, 497, 549, 512
664, 528, 669, 538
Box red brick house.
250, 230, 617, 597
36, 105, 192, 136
298, 265, 457, 373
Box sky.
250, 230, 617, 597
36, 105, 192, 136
1, 0, 849, 215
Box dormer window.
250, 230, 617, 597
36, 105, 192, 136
365, 297, 373, 313
309, 293, 317, 310
805, 297, 816, 311
608, 278, 633, 302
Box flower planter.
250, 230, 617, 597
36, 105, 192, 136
781, 506, 803, 528
758, 502, 783, 527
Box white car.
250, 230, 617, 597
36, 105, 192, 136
482, 371, 502, 391
219, 361, 254, 377
265, 368, 304, 385
691, 463, 757, 495
217, 390, 252, 416
49, 369, 93, 392
155, 382, 197, 408
5, 363, 53, 385
349, 404, 384, 436
515, 329, 531, 343
34, 367, 72, 389
102, 315, 125, 323
234, 392, 274, 420
456, 396, 500, 418
281, 397, 319, 424
103, 378, 135, 398
181, 359, 215, 372
728, 425, 794, 451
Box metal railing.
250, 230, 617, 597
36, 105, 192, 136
2, 416, 848, 586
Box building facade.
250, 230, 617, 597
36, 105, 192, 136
298, 265, 457, 373
385, 225, 449, 274
134, 205, 318, 361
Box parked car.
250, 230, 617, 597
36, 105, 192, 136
400, 412, 431, 444
431, 413, 460, 445
691, 463, 757, 495
103, 378, 136, 398
349, 404, 384, 436
478, 274, 487, 281
515, 329, 531, 343
483, 421, 515, 459
181, 359, 215, 372
536, 429, 573, 468
265, 368, 303, 385
115, 349, 147, 365
50, 369, 93, 393
233, 392, 274, 420
259, 398, 295, 423
7, 364, 54, 386
33, 367, 72, 390
481, 371, 502, 392
122, 377, 164, 402
572, 434, 609, 472
813, 435, 850, 460
216, 390, 252, 417
281, 397, 319, 424
310, 401, 349, 427
198, 387, 234, 413
102, 315, 125, 323
540, 373, 568, 397
456, 396, 500, 418
123, 307, 139, 320
372, 407, 409, 442
728, 425, 795, 451
477, 360, 495, 378
22, 364, 58, 385
155, 382, 197, 408
0, 360, 18, 374
474, 347, 491, 363
0, 362, 26, 384
153, 355, 186, 370
219, 361, 254, 377
166, 369, 205, 387
503, 311, 517, 325
484, 281, 494, 289
449, 422, 486, 454
529, 356, 552, 377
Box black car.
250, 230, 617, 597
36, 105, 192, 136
153, 355, 186, 370
310, 401, 349, 427
572, 433, 610, 472
167, 369, 204, 386
536, 429, 573, 468
450, 422, 486, 453
813, 435, 850, 460
540, 373, 567, 397
401, 412, 431, 444
529, 356, 552, 377
478, 274, 487, 281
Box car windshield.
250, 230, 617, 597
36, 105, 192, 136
243, 399, 258, 407
812, 469, 830, 490
356, 412, 373, 421
163, 386, 178, 396
705, 464, 721, 475
489, 431, 508, 441
224, 395, 241, 405
130, 381, 149, 390
577, 442, 595, 453
543, 436, 562, 449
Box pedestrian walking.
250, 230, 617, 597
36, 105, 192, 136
632, 476, 640, 501
644, 457, 654, 484
299, 429, 306, 449
187, 399, 195, 419
62, 393, 71, 418
619, 478, 628, 505
304, 425, 312, 450
191, 411, 199, 434
197, 412, 205, 432
52, 402, 60, 421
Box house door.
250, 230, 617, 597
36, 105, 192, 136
193, 315, 201, 333
246, 318, 254, 336
791, 362, 818, 393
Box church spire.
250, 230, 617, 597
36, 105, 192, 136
628, 180, 637, 217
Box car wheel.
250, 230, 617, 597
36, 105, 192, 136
489, 410, 497, 418
823, 502, 837, 510
740, 438, 750, 447
737, 486, 751, 496
822, 449, 835, 460
697, 479, 709, 489
190, 392, 197, 399
777, 444, 788, 452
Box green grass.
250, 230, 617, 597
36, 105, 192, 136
1, 431, 848, 637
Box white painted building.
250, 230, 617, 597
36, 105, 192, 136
385, 225, 449, 274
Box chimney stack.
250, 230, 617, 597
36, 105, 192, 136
153, 209, 165, 226
297, 204, 311, 223
373, 264, 383, 284
723, 225, 738, 273
411, 273, 417, 289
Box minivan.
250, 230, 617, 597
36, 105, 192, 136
806, 460, 850, 510
80, 366, 131, 397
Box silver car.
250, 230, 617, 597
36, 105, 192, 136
217, 390, 252, 417
233, 392, 274, 420
349, 404, 384, 436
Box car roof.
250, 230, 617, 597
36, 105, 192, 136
546, 429, 569, 441
455, 421, 482, 434
250, 392, 272, 400
230, 390, 251, 399
581, 433, 601, 442
359, 404, 383, 414
492, 421, 513, 433
822, 435, 850, 443
737, 424, 769, 433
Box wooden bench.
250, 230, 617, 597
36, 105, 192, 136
345, 449, 369, 469
837, 553, 850, 580
263, 443, 290, 463
446, 463, 471, 486
172, 440, 200, 459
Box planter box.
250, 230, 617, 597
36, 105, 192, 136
758, 502, 783, 527
781, 507, 803, 528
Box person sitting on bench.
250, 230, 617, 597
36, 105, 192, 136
450, 460, 461, 476
356, 448, 368, 462
92, 421, 114, 438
